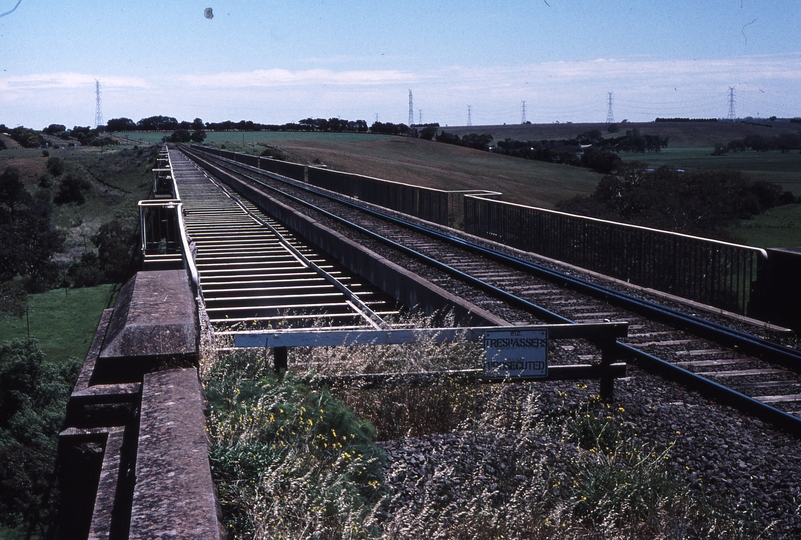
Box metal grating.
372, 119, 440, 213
169, 151, 400, 333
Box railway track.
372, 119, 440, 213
171, 153, 401, 333
176, 146, 801, 434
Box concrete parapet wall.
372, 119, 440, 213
129, 369, 225, 539
56, 271, 223, 539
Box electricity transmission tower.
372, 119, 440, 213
418, 109, 422, 125
467, 105, 472, 127
521, 101, 527, 124
408, 90, 414, 127
728, 87, 736, 121
407, 90, 414, 141
94, 80, 103, 128
606, 92, 614, 124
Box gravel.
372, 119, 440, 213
376, 366, 801, 537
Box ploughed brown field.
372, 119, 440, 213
260, 134, 603, 209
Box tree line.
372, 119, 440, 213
712, 132, 801, 155
0, 124, 116, 149
417, 126, 668, 175
105, 115, 370, 134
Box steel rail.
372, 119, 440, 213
197, 151, 801, 369
182, 148, 801, 435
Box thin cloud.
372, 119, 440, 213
179, 68, 417, 88
0, 72, 150, 91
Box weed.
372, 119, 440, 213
204, 315, 771, 538
205, 353, 386, 539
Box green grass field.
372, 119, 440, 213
114, 130, 385, 146
621, 147, 801, 196
0, 284, 116, 365
730, 204, 801, 248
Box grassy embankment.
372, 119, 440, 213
0, 145, 154, 364
0, 145, 153, 259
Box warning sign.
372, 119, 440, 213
483, 329, 548, 378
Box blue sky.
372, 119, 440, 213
1, 0, 799, 129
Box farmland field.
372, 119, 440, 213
107, 122, 801, 247
114, 131, 604, 209
619, 147, 801, 196
730, 204, 801, 248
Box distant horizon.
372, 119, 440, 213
9, 116, 800, 134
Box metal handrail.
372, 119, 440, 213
139, 146, 200, 298
466, 194, 768, 256
175, 202, 200, 299
463, 194, 767, 315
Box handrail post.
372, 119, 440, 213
598, 338, 617, 403
274, 346, 288, 374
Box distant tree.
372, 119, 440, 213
0, 167, 29, 222
419, 126, 438, 140
0, 281, 27, 320
235, 120, 256, 131
45, 156, 65, 177
53, 173, 91, 205
351, 119, 369, 132
0, 167, 65, 289
776, 132, 801, 153
90, 136, 118, 147
370, 121, 407, 136
42, 124, 66, 136
435, 130, 461, 145
190, 130, 207, 143
577, 130, 604, 145
137, 115, 179, 131
169, 129, 192, 143
581, 147, 622, 174
460, 133, 493, 151
106, 117, 137, 132
191, 118, 205, 130
66, 252, 103, 288
8, 127, 43, 148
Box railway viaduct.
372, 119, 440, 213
53, 145, 801, 538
